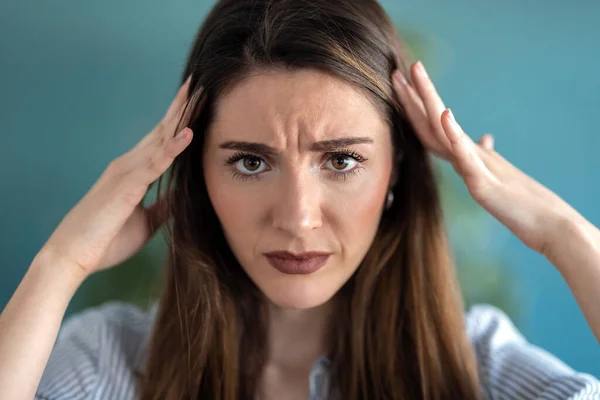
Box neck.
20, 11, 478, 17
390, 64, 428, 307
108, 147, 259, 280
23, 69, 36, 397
265, 299, 333, 371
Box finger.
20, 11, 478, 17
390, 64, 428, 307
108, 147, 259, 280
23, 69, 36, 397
478, 133, 495, 150
164, 75, 193, 122
110, 127, 193, 191
137, 82, 203, 151
392, 70, 450, 158
139, 127, 193, 184
410, 61, 452, 150
172, 89, 206, 137
441, 109, 498, 184
134, 76, 194, 150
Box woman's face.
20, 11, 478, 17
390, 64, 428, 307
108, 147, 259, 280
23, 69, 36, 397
203, 69, 394, 309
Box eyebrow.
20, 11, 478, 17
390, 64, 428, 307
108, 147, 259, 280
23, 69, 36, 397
218, 137, 374, 155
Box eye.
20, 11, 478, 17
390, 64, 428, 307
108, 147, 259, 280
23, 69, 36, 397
326, 154, 358, 172
322, 149, 368, 181
224, 152, 270, 180
236, 156, 266, 174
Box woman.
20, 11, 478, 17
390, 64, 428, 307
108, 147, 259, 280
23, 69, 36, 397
1, 0, 599, 399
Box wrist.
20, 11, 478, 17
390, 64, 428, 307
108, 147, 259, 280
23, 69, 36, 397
31, 247, 89, 293
543, 211, 599, 275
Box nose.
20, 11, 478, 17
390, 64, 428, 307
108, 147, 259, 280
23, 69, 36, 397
271, 173, 322, 238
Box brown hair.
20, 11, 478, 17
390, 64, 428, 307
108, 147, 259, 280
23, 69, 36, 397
139, 0, 481, 398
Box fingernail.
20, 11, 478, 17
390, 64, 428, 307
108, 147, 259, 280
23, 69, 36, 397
417, 61, 428, 77
447, 109, 456, 123
448, 109, 458, 127
176, 127, 189, 139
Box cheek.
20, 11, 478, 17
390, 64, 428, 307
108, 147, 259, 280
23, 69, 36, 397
330, 177, 387, 243
331, 160, 391, 222
324, 159, 392, 266
345, 179, 386, 218
204, 166, 265, 253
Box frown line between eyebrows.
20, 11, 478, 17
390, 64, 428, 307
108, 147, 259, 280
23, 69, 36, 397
218, 137, 375, 156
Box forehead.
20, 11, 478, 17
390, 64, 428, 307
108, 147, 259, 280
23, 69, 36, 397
208, 69, 390, 145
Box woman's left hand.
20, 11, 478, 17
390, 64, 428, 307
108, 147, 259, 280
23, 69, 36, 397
392, 61, 578, 257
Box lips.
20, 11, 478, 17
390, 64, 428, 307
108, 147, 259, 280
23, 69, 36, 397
264, 251, 331, 275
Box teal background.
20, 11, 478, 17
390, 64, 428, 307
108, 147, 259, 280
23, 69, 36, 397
1, 0, 599, 377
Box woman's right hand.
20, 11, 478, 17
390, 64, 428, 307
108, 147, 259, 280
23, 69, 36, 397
37, 76, 200, 277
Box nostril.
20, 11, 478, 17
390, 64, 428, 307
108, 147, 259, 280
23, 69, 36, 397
272, 214, 322, 237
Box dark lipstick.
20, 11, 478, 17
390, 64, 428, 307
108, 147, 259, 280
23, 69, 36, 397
264, 251, 331, 275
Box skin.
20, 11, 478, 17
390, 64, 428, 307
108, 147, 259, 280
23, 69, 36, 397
203, 70, 395, 398
393, 61, 600, 347
1, 61, 599, 400
204, 69, 394, 310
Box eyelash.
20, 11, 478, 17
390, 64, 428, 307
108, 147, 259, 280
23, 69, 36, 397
224, 149, 368, 182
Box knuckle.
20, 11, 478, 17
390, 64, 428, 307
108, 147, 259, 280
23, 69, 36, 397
156, 119, 168, 135
157, 134, 167, 148
146, 152, 169, 175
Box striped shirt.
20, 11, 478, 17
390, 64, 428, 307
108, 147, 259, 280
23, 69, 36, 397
35, 302, 600, 400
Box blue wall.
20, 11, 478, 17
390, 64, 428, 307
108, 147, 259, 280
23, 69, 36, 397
1, 0, 598, 377
383, 0, 600, 377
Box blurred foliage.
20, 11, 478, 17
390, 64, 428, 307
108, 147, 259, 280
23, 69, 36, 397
70, 24, 519, 322
436, 161, 520, 317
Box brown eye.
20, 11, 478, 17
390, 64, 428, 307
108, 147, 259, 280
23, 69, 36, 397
233, 156, 267, 175
243, 157, 261, 171
328, 155, 356, 172
332, 155, 348, 170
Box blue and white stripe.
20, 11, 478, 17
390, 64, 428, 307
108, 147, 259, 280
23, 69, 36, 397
34, 302, 600, 399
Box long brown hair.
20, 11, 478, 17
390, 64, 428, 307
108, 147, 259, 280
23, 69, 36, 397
139, 0, 482, 398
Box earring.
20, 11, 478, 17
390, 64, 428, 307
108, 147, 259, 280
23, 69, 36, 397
385, 190, 394, 210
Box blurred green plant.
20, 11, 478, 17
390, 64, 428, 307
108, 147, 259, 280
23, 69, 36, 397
70, 24, 520, 322
437, 161, 520, 316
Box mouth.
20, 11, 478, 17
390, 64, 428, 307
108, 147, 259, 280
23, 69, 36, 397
263, 251, 332, 275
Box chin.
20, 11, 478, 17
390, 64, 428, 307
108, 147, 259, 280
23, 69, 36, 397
261, 280, 338, 310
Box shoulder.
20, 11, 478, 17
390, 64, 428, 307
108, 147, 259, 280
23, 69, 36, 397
36, 301, 156, 400
465, 304, 600, 400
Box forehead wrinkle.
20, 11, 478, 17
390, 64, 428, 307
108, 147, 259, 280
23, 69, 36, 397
211, 69, 387, 153
281, 82, 357, 153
